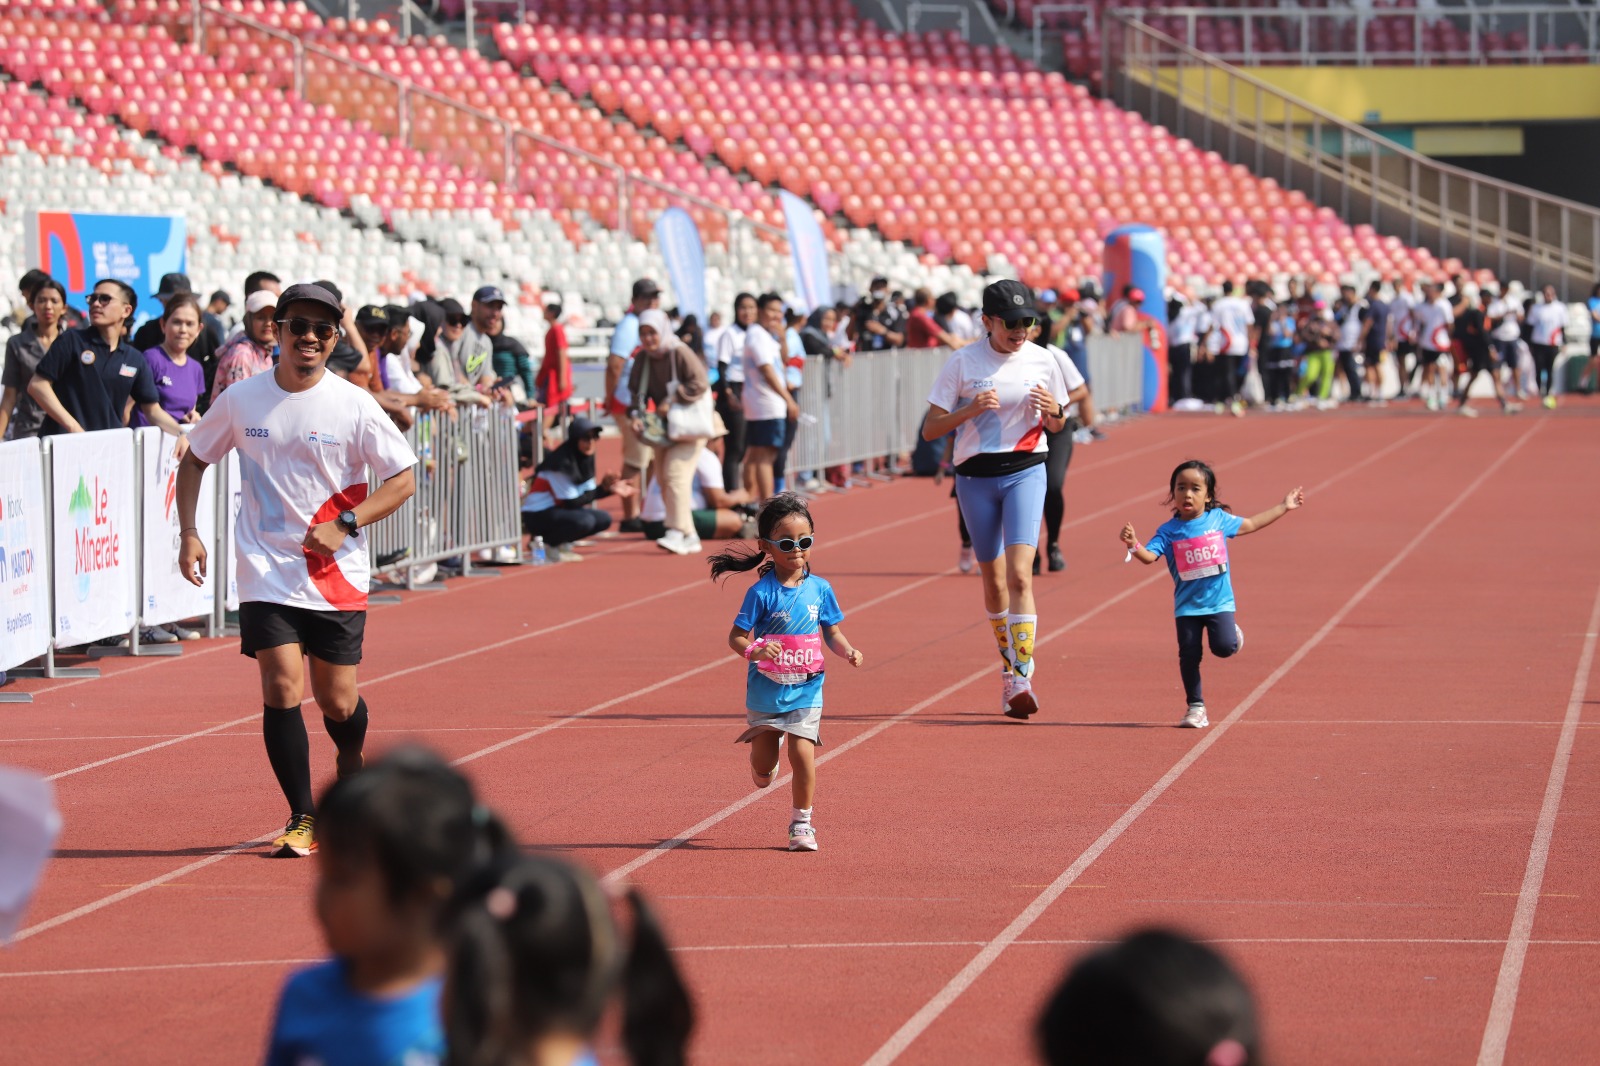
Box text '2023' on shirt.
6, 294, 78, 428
264, 960, 444, 1066
186, 369, 417, 612
1144, 508, 1246, 617
734, 571, 844, 715
926, 337, 1070, 471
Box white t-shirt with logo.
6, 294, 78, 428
1486, 299, 1522, 343
716, 323, 748, 384
1416, 298, 1454, 353
1044, 343, 1088, 417
1210, 296, 1254, 356
742, 326, 790, 422
187, 369, 418, 611
927, 337, 1070, 468
1527, 301, 1567, 346
641, 447, 721, 522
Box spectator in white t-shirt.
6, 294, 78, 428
741, 292, 800, 502
640, 435, 755, 542
1525, 284, 1568, 406
714, 293, 756, 493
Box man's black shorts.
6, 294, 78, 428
239, 601, 366, 665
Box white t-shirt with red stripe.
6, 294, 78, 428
187, 368, 418, 611
927, 337, 1070, 468
1210, 296, 1254, 356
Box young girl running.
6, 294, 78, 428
264, 747, 515, 1066
709, 493, 864, 852
1120, 461, 1304, 728
443, 854, 694, 1066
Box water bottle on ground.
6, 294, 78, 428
531, 536, 547, 566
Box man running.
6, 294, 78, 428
175, 283, 418, 857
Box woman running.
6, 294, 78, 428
923, 280, 1071, 719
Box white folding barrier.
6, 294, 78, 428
0, 439, 51, 694
1085, 334, 1146, 415
47, 429, 137, 649
136, 428, 217, 631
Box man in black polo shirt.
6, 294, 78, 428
26, 278, 189, 448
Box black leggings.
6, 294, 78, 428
521, 507, 611, 547
1262, 354, 1295, 404
773, 387, 799, 483
715, 381, 746, 491
1168, 343, 1193, 403
1529, 343, 1560, 396
1176, 611, 1239, 705
1042, 422, 1076, 548
1337, 350, 1363, 401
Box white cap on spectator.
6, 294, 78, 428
246, 290, 278, 314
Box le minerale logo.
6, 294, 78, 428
68, 474, 120, 602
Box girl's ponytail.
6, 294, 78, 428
620, 888, 695, 1066
443, 897, 521, 1066
707, 491, 814, 583
706, 542, 768, 582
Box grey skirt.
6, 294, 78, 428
736, 704, 823, 746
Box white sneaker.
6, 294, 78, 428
958, 546, 975, 573
1004, 673, 1039, 719
656, 529, 690, 555
1504, 403, 1522, 415
1180, 703, 1209, 728
681, 533, 703, 555
493, 545, 520, 564
788, 822, 818, 851
1457, 405, 1479, 418
550, 544, 584, 563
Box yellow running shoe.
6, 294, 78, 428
271, 813, 316, 857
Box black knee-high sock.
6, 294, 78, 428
263, 705, 315, 816
323, 697, 369, 759
1043, 489, 1064, 548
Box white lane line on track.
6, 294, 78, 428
861, 420, 1540, 1066
1475, 574, 1600, 1066
601, 420, 1444, 889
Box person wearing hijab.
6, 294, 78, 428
519, 417, 637, 562
628, 308, 712, 555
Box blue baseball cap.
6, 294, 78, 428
472, 285, 506, 306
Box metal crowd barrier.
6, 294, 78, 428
1086, 333, 1146, 415
365, 405, 523, 587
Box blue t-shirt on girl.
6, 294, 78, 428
734, 571, 844, 715
265, 960, 445, 1066
1145, 509, 1246, 617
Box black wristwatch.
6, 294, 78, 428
1054, 402, 1067, 420
337, 510, 360, 536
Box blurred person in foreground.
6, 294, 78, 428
1037, 929, 1263, 1066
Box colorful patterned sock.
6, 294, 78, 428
988, 611, 1014, 674
1008, 614, 1038, 678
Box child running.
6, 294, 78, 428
264, 747, 515, 1066
709, 493, 864, 852
1120, 461, 1305, 728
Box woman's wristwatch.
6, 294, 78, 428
1054, 402, 1067, 420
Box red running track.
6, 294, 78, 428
3, 405, 1598, 1065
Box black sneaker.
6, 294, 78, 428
1048, 544, 1066, 572
619, 518, 644, 534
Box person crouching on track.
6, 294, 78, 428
177, 283, 418, 859
921, 279, 1071, 720
710, 493, 864, 852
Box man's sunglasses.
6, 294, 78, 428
446, 315, 470, 327
86, 292, 122, 306
276, 317, 340, 341
763, 535, 815, 552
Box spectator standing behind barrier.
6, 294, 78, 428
629, 309, 712, 556
491, 329, 537, 407
461, 286, 505, 397
212, 289, 278, 398
1036, 929, 1263, 1066
1166, 289, 1200, 403
1525, 283, 1566, 408
1259, 303, 1299, 409
176, 283, 418, 860
641, 432, 755, 543
135, 292, 206, 428
538, 302, 572, 421
715, 292, 757, 494
202, 290, 230, 348
1357, 280, 1391, 405
607, 278, 660, 534
849, 277, 906, 351
133, 274, 220, 403
907, 288, 964, 348
742, 293, 801, 504
26, 279, 189, 447
1298, 301, 1338, 409
442, 853, 695, 1066
520, 417, 636, 563
0, 276, 66, 440
421, 298, 490, 408
1333, 284, 1365, 403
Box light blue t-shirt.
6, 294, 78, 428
610, 311, 641, 407
1587, 297, 1600, 337
1144, 509, 1246, 617
265, 960, 444, 1066
734, 571, 844, 714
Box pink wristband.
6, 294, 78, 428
743, 638, 767, 661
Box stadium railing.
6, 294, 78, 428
1105, 15, 1600, 299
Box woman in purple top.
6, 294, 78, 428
135, 292, 207, 426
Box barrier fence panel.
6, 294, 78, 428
1086, 334, 1146, 414
0, 439, 51, 687
48, 430, 137, 649
137, 429, 217, 631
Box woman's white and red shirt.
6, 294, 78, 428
927, 336, 1070, 470
187, 369, 417, 611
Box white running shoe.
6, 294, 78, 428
1180, 703, 1210, 728
958, 546, 975, 573
681, 534, 703, 555
550, 544, 584, 562
788, 822, 818, 852
1234, 624, 1244, 654
1457, 405, 1479, 418
1004, 673, 1039, 719
1504, 403, 1522, 415
656, 529, 690, 555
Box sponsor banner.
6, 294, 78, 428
653, 207, 707, 325
225, 451, 241, 611
25, 210, 187, 332
780, 190, 831, 316
49, 430, 136, 646
0, 439, 51, 671
137, 428, 214, 627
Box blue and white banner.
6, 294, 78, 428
653, 207, 707, 325
138, 428, 214, 628
25, 210, 187, 332
780, 191, 830, 316
0, 439, 51, 671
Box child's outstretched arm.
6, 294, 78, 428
823, 624, 864, 667
1237, 486, 1306, 535
1120, 522, 1159, 564
729, 625, 782, 663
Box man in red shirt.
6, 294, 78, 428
906, 287, 964, 349
538, 302, 572, 427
